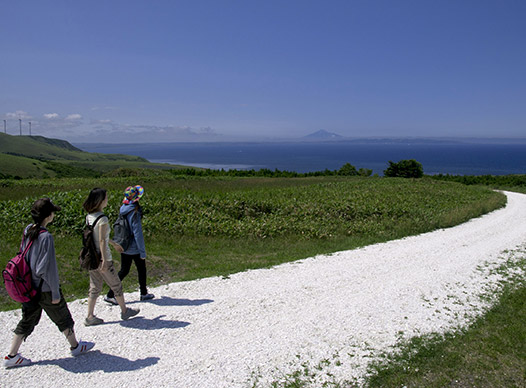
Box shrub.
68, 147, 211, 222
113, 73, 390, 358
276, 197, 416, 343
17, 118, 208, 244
384, 159, 424, 178
338, 163, 358, 176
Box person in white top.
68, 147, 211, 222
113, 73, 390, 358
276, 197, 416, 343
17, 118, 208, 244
82, 188, 140, 326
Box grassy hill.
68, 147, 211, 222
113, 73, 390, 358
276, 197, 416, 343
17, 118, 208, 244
0, 133, 179, 178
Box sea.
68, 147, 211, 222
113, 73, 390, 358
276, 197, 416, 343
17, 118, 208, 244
76, 140, 526, 176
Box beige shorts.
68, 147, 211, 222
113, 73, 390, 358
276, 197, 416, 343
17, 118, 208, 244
88, 261, 123, 299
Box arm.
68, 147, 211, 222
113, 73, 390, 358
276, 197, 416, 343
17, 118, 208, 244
98, 222, 111, 268
109, 239, 124, 253
33, 233, 61, 302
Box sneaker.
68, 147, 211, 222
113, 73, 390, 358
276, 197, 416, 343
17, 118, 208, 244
121, 307, 140, 320
140, 293, 155, 301
4, 354, 31, 368
71, 341, 95, 357
103, 296, 118, 305
84, 316, 104, 326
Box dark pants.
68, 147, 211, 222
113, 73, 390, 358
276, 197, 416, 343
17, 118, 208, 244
14, 290, 74, 340
107, 253, 148, 298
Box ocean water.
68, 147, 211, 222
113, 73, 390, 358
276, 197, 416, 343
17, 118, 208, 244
76, 141, 526, 176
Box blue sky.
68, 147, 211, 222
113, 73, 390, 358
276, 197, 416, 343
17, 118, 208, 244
1, 0, 525, 143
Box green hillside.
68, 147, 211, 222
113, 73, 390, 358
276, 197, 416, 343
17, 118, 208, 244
0, 133, 178, 178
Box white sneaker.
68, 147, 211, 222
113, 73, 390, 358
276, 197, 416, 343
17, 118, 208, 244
71, 341, 95, 357
4, 354, 31, 368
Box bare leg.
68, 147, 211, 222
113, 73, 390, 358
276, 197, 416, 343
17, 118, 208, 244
62, 327, 78, 348
8, 334, 24, 357
115, 295, 127, 314
87, 296, 97, 319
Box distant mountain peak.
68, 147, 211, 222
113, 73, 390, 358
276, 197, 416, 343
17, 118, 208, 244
303, 130, 343, 140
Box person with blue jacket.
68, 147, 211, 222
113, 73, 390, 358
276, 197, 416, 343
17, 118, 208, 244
104, 185, 154, 304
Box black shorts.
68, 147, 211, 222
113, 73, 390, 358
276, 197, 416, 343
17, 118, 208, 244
14, 290, 75, 339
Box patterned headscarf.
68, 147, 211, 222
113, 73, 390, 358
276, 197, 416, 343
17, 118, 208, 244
123, 185, 144, 204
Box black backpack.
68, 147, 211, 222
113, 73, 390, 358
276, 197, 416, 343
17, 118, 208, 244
112, 212, 133, 252
79, 214, 105, 271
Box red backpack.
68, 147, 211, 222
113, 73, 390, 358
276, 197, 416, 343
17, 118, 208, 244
2, 230, 45, 303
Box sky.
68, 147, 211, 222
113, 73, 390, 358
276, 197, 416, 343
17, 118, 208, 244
1, 0, 525, 143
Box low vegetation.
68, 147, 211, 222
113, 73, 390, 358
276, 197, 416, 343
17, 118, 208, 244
168, 163, 373, 178
432, 173, 526, 194
0, 174, 505, 311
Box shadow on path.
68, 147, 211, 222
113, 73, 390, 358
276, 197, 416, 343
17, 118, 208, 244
96, 314, 190, 330
119, 315, 190, 330
37, 350, 159, 373
128, 296, 214, 307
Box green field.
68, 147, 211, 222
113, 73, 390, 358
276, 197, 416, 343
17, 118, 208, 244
0, 175, 505, 312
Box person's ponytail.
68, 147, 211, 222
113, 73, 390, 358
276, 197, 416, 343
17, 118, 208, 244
26, 222, 43, 242
26, 206, 46, 241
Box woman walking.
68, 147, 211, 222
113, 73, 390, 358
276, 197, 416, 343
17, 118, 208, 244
105, 185, 154, 305
82, 188, 139, 326
4, 198, 94, 368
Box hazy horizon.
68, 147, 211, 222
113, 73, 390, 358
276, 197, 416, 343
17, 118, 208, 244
71, 134, 526, 146
4, 130, 526, 146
